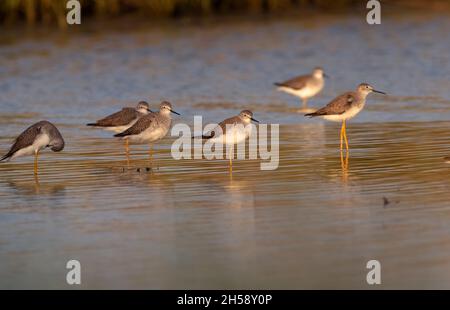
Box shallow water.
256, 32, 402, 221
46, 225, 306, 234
1, 13, 450, 289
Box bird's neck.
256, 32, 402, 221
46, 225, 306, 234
357, 92, 369, 100
312, 73, 323, 80
137, 108, 149, 114
159, 111, 171, 119
238, 116, 251, 124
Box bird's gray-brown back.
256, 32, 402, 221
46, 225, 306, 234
88, 107, 141, 127
202, 115, 246, 139
216, 115, 242, 136
275, 74, 311, 90
114, 111, 170, 137
308, 91, 360, 116
1, 120, 64, 161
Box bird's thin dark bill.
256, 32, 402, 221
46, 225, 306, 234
251, 117, 260, 123
323, 73, 330, 79
171, 110, 181, 115
373, 89, 386, 95
147, 108, 153, 112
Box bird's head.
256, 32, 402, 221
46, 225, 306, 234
312, 67, 329, 79
50, 139, 65, 152
357, 83, 386, 95
159, 101, 180, 116
239, 110, 259, 124
136, 101, 152, 114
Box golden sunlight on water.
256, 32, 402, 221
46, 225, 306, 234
1, 13, 450, 288
1, 120, 450, 288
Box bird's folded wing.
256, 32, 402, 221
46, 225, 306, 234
202, 117, 237, 139
1, 124, 41, 160
315, 93, 354, 115
275, 75, 308, 90
115, 114, 155, 137
94, 108, 137, 127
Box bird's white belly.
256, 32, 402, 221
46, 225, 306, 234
104, 119, 138, 133
322, 105, 364, 122
278, 83, 323, 99
11, 133, 50, 160
127, 127, 168, 144
210, 125, 251, 145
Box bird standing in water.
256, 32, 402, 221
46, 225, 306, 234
305, 83, 385, 151
201, 110, 259, 171
87, 101, 152, 161
114, 101, 180, 166
275, 67, 328, 110
0, 120, 65, 175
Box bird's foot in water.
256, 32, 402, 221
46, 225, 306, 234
118, 166, 154, 173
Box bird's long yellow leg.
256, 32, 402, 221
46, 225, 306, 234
340, 150, 349, 184
125, 139, 130, 166
345, 149, 349, 168
302, 98, 307, 108
340, 121, 344, 151
33, 173, 40, 193
149, 144, 153, 165
229, 147, 233, 172
343, 120, 349, 151
34, 150, 39, 176
340, 148, 349, 170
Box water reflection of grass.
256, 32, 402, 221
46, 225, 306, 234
1, 0, 449, 28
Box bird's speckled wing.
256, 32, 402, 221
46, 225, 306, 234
275, 74, 309, 90
114, 113, 156, 137
89, 108, 138, 127
204, 116, 240, 139
309, 92, 355, 116
0, 121, 43, 161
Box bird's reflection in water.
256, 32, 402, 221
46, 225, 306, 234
7, 176, 66, 196
340, 151, 349, 184
223, 176, 254, 209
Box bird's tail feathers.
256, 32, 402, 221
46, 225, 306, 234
0, 153, 11, 162
114, 132, 127, 138
304, 110, 324, 118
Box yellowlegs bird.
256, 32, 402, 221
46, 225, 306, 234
114, 101, 180, 164
0, 120, 65, 175
87, 101, 152, 160
305, 83, 385, 151
275, 67, 328, 109
201, 110, 259, 170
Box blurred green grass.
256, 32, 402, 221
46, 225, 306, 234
0, 0, 449, 28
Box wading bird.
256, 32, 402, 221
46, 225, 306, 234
114, 101, 180, 165
275, 67, 328, 109
305, 83, 385, 151
0, 120, 65, 175
201, 110, 259, 170
87, 101, 152, 160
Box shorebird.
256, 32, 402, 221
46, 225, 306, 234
305, 83, 385, 151
114, 101, 180, 164
201, 110, 259, 170
0, 120, 65, 175
275, 67, 328, 109
87, 101, 152, 160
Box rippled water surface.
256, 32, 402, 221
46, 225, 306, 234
1, 13, 450, 289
